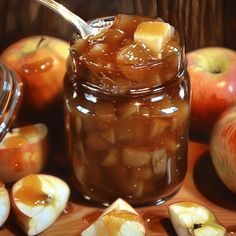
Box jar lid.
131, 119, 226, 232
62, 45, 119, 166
0, 63, 23, 141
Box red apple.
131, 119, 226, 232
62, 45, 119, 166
0, 123, 48, 184
210, 103, 236, 193
0, 35, 69, 114
187, 47, 236, 140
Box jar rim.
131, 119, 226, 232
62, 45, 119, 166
76, 68, 186, 97
0, 63, 23, 141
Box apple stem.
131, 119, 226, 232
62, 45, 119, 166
37, 36, 46, 49
212, 68, 221, 74
193, 223, 203, 230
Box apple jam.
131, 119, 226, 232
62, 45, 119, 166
64, 15, 190, 206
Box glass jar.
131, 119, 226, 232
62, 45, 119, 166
64, 15, 190, 206
0, 63, 22, 141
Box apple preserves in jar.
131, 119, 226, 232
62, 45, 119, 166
64, 14, 190, 206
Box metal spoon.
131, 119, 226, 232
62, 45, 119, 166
35, 0, 100, 38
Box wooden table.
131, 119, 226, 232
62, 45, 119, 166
2, 141, 236, 235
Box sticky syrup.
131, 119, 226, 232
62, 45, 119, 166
14, 174, 49, 206
142, 211, 166, 233
227, 225, 236, 235
82, 210, 103, 224
4, 135, 28, 148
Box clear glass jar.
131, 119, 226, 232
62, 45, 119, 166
0, 63, 23, 141
64, 15, 190, 206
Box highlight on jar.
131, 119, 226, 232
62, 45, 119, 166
64, 14, 190, 206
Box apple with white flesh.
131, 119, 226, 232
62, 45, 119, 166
187, 47, 236, 140
0, 35, 69, 114
11, 174, 70, 236
210, 103, 236, 193
81, 198, 145, 236
168, 201, 226, 236
0, 182, 10, 227
0, 123, 48, 183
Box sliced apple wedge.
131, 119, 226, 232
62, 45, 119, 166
134, 21, 174, 57
0, 182, 10, 227
11, 174, 70, 236
168, 201, 226, 236
81, 198, 145, 236
0, 123, 48, 183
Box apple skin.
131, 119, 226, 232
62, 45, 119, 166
187, 47, 236, 140
0, 35, 69, 114
210, 103, 236, 194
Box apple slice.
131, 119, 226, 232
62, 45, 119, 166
0, 123, 48, 183
134, 21, 174, 57
0, 182, 10, 227
81, 198, 145, 236
11, 174, 70, 236
168, 201, 226, 236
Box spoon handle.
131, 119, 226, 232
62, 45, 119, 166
35, 0, 94, 38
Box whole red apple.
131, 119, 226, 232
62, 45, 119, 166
210, 103, 236, 193
0, 35, 69, 114
187, 47, 236, 140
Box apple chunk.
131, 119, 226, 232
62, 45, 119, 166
0, 123, 48, 183
11, 174, 70, 236
81, 198, 145, 236
168, 201, 226, 236
0, 182, 10, 227
134, 21, 174, 57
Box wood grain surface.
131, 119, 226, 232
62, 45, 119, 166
1, 141, 236, 235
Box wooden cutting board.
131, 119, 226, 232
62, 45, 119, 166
2, 141, 236, 235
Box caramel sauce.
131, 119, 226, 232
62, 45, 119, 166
14, 174, 49, 206
100, 210, 141, 236
82, 210, 102, 224
227, 225, 236, 235
19, 125, 38, 138
4, 135, 28, 148
142, 211, 166, 233
21, 57, 53, 75
63, 202, 74, 215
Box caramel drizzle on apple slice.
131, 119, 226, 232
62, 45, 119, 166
4, 135, 28, 148
14, 174, 50, 206
101, 210, 142, 236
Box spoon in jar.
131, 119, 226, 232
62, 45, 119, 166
35, 0, 100, 38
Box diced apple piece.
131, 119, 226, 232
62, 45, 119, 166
102, 148, 120, 166
168, 201, 226, 236
134, 21, 174, 57
149, 118, 169, 139
122, 146, 151, 168
0, 182, 10, 227
0, 123, 48, 183
88, 43, 109, 58
118, 102, 139, 118
11, 174, 70, 236
85, 133, 110, 152
81, 198, 145, 236
151, 149, 168, 176
117, 43, 153, 65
